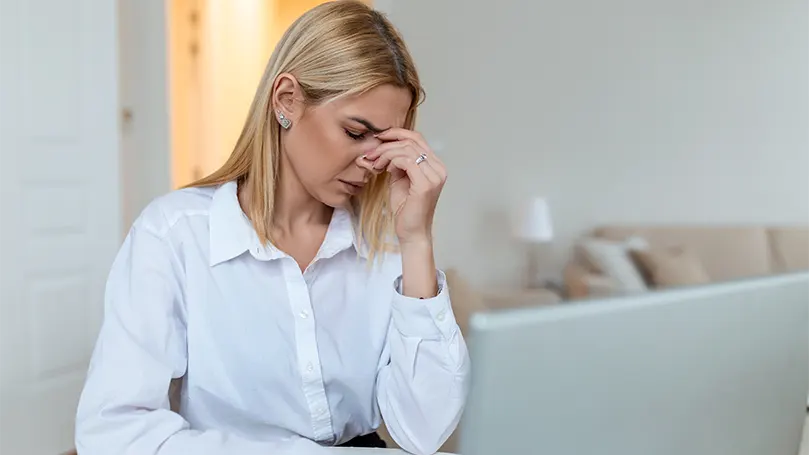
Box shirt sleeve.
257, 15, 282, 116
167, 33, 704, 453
75, 223, 329, 455
376, 270, 471, 455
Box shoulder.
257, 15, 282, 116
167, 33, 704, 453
133, 186, 216, 238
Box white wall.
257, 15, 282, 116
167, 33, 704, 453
386, 0, 809, 286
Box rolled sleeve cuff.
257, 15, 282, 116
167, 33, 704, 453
391, 270, 457, 340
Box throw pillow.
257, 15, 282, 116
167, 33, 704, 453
579, 236, 649, 293
631, 246, 711, 288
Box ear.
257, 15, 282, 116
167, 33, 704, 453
271, 73, 303, 122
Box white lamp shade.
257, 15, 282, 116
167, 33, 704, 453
514, 197, 554, 242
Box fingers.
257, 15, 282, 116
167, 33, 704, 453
377, 144, 445, 186
358, 129, 448, 189
386, 155, 432, 193
355, 154, 383, 175
419, 159, 444, 186
366, 137, 438, 171
375, 146, 445, 192
366, 140, 416, 171
369, 129, 447, 176
366, 138, 420, 166
366, 129, 430, 161
380, 145, 443, 185
374, 128, 432, 157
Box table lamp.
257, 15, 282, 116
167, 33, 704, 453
514, 197, 554, 288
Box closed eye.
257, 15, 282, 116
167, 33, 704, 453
344, 129, 367, 141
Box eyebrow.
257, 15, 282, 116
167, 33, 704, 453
348, 117, 390, 134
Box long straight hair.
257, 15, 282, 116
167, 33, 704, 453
186, 1, 423, 261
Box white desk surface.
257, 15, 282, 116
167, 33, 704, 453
326, 414, 809, 454
327, 414, 809, 454
329, 449, 454, 454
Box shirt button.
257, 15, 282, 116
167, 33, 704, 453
436, 310, 446, 321
306, 362, 314, 373
299, 310, 309, 319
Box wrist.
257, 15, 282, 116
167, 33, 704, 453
399, 237, 438, 299
399, 238, 434, 260
399, 235, 433, 249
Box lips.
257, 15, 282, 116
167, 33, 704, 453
339, 179, 365, 194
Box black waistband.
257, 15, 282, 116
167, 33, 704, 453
337, 431, 387, 448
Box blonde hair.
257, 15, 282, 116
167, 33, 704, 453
187, 1, 423, 261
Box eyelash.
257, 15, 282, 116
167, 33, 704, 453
345, 129, 367, 141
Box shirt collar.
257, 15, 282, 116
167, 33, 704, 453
318, 206, 364, 261
208, 181, 368, 266
209, 181, 261, 266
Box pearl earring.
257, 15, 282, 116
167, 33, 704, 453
277, 110, 292, 129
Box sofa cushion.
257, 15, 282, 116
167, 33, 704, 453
564, 263, 621, 299
632, 246, 711, 288
578, 237, 649, 293
769, 228, 809, 272
595, 226, 772, 282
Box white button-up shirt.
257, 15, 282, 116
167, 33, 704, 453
75, 181, 470, 455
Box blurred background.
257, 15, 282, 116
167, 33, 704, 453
0, 0, 806, 453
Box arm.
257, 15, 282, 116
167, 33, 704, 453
400, 240, 438, 298
75, 221, 327, 455
365, 128, 470, 454
376, 242, 470, 455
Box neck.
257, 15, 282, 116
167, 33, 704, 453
271, 153, 332, 233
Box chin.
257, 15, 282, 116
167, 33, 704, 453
318, 192, 352, 209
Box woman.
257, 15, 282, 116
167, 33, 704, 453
75, 2, 469, 455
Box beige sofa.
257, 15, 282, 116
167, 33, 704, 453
565, 225, 809, 299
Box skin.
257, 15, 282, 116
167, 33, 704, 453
239, 73, 447, 298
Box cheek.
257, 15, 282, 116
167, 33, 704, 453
317, 126, 375, 171
288, 126, 362, 180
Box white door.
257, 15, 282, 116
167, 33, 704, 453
0, 0, 122, 453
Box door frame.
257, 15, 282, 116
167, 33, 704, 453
119, 0, 172, 232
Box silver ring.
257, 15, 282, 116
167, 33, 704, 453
415, 153, 428, 165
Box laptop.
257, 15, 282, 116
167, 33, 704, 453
460, 272, 809, 455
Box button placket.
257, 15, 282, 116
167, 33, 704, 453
281, 259, 335, 443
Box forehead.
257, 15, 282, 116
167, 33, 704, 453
322, 84, 412, 128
